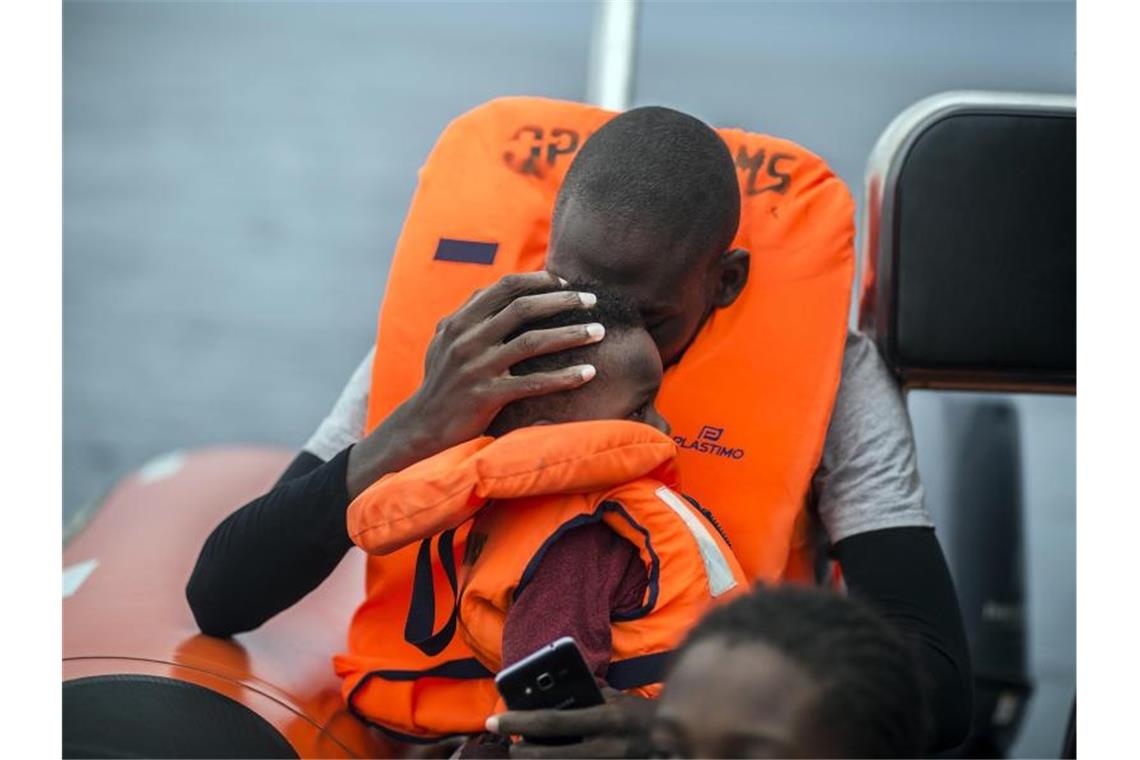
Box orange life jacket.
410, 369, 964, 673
337, 421, 747, 737
335, 97, 855, 741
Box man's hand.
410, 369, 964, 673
486, 689, 657, 759
347, 271, 602, 498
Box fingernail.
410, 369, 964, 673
485, 715, 500, 733
586, 323, 605, 340
580, 364, 597, 381
579, 292, 597, 307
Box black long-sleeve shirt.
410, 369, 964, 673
187, 448, 352, 637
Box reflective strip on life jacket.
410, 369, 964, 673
653, 486, 738, 598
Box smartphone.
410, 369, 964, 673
494, 636, 605, 745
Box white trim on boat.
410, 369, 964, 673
137, 450, 186, 485
63, 558, 99, 599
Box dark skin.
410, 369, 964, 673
344, 273, 603, 499
651, 639, 840, 759
548, 199, 749, 368
507, 327, 671, 435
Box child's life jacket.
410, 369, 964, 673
340, 421, 747, 739
334, 97, 855, 742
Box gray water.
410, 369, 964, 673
64, 2, 1075, 756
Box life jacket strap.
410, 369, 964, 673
603, 650, 674, 690
403, 528, 460, 656
344, 657, 495, 744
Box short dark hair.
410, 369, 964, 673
552, 106, 741, 263
676, 585, 928, 758
485, 283, 644, 436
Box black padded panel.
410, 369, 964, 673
881, 110, 1075, 388
63, 675, 298, 759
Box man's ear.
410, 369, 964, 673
712, 248, 750, 308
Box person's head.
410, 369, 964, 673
653, 585, 927, 759
546, 106, 747, 368
485, 285, 670, 437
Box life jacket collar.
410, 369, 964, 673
476, 419, 679, 500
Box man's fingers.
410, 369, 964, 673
494, 323, 604, 369
480, 289, 597, 344
490, 365, 596, 404
460, 271, 569, 324
510, 738, 625, 759
490, 704, 616, 738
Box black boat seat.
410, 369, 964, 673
859, 90, 1076, 393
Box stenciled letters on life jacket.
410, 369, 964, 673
735, 145, 797, 196
502, 121, 798, 200
502, 125, 584, 177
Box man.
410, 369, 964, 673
187, 106, 971, 754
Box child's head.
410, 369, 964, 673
485, 285, 669, 437
652, 586, 926, 759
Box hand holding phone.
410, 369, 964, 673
493, 636, 605, 745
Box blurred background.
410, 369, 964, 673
63, 1, 1074, 756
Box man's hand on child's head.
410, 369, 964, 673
486, 688, 656, 759
347, 271, 602, 496
406, 271, 600, 443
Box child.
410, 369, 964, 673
651, 585, 927, 759
345, 286, 747, 736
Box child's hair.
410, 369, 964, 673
676, 585, 928, 759
485, 283, 644, 436
552, 106, 741, 264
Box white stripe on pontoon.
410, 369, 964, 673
63, 558, 98, 599
137, 450, 186, 485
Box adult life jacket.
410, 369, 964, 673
333, 97, 855, 741
338, 421, 748, 738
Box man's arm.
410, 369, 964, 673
186, 348, 375, 637
186, 447, 355, 637
186, 273, 604, 636
815, 331, 973, 751
833, 527, 972, 752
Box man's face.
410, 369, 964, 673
547, 200, 718, 368
651, 638, 837, 759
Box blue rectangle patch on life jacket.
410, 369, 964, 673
434, 238, 499, 265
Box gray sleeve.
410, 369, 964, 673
301, 347, 375, 461
813, 331, 934, 544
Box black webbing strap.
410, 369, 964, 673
403, 528, 459, 656
604, 650, 673, 690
